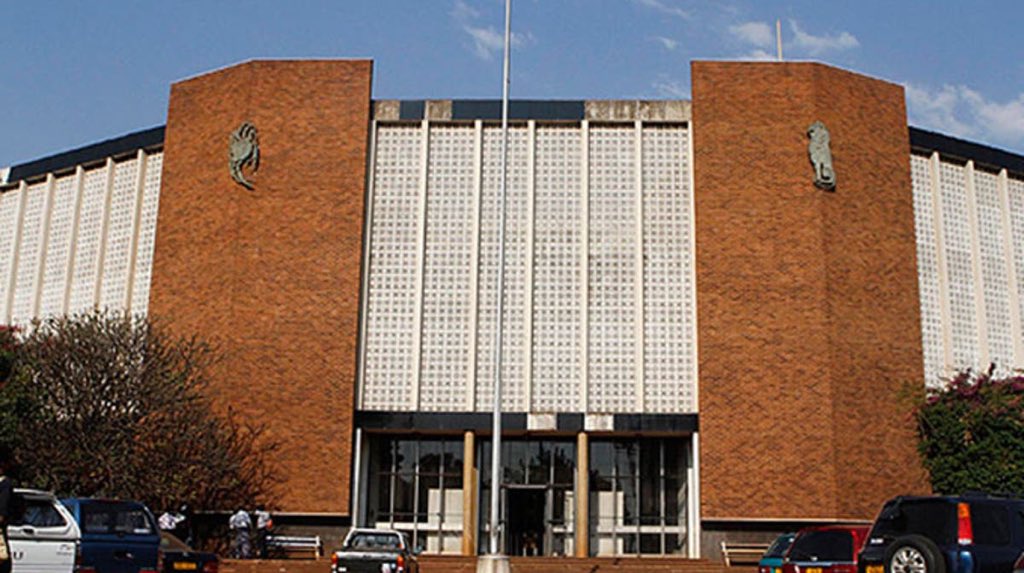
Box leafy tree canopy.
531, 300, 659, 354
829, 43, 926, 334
916, 368, 1024, 496
0, 311, 277, 513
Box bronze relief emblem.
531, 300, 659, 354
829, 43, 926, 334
229, 121, 259, 189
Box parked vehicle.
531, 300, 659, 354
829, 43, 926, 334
761, 533, 796, 573
783, 525, 869, 573
61, 498, 161, 573
8, 488, 80, 573
331, 529, 418, 573
158, 531, 217, 573
858, 494, 1024, 573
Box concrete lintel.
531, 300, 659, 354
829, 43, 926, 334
585, 100, 691, 122
374, 100, 400, 121
527, 413, 556, 431
584, 414, 613, 431
425, 100, 453, 121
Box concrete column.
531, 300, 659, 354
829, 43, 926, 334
2, 182, 27, 323
462, 430, 477, 555
575, 431, 589, 557
350, 428, 364, 526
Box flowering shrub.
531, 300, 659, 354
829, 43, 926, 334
916, 368, 1024, 495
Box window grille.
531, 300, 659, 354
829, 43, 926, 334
0, 190, 20, 319
642, 126, 693, 413
475, 126, 530, 411
938, 162, 980, 371
363, 125, 424, 410
130, 153, 163, 315
68, 166, 110, 314
910, 155, 945, 385
38, 176, 78, 317
1009, 177, 1024, 359
98, 158, 140, 309
532, 125, 585, 412
421, 126, 476, 410
973, 169, 1014, 372
587, 125, 639, 413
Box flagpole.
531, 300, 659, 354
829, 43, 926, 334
488, 0, 513, 561
776, 19, 783, 61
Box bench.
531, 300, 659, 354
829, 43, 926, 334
266, 534, 323, 559
721, 541, 770, 566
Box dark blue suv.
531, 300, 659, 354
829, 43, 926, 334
61, 498, 161, 573
858, 495, 1024, 573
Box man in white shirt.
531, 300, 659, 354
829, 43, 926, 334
253, 505, 271, 558
228, 508, 252, 559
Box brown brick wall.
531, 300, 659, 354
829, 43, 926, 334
691, 61, 929, 521
150, 60, 372, 514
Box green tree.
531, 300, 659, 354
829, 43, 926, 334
0, 325, 16, 382
0, 325, 31, 449
0, 311, 278, 513
916, 368, 1024, 495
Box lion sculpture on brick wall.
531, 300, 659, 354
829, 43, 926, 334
807, 120, 836, 191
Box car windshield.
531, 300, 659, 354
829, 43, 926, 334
346, 532, 402, 550
788, 531, 854, 562
80, 503, 155, 535
765, 534, 794, 558
870, 499, 955, 545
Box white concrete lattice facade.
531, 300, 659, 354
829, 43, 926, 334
0, 151, 162, 326
358, 120, 698, 415
910, 152, 1024, 385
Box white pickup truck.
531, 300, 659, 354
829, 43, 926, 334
8, 489, 80, 573
331, 529, 419, 573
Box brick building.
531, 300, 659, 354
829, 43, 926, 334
2, 58, 1023, 560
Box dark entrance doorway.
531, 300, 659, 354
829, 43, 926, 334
506, 487, 545, 556
479, 438, 576, 556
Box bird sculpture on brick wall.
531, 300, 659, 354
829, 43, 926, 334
229, 121, 260, 189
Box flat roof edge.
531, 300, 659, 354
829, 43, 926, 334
910, 126, 1024, 176
4, 126, 165, 186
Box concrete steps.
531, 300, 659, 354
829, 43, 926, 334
220, 556, 750, 573
419, 555, 742, 573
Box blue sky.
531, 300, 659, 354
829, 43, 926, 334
2, 0, 1022, 166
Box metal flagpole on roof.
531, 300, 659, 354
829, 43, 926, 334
487, 0, 512, 564
776, 19, 783, 61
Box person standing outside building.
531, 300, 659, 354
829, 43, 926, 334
229, 507, 252, 559
178, 504, 194, 547
253, 505, 271, 559
0, 451, 13, 573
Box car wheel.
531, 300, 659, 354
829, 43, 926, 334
885, 535, 946, 573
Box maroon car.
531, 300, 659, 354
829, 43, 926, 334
783, 525, 870, 573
